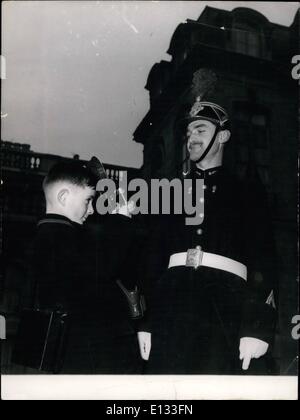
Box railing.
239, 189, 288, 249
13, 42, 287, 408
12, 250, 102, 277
1, 141, 141, 220
1, 141, 140, 182
1, 148, 41, 171
1, 142, 54, 174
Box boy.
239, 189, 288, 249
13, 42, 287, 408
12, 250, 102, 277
27, 161, 141, 373
27, 161, 97, 373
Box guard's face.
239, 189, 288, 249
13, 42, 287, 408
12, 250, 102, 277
186, 119, 218, 162
65, 186, 95, 225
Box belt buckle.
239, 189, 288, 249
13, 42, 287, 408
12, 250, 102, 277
186, 247, 203, 270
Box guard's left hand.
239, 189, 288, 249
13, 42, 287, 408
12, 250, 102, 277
112, 195, 136, 218
239, 337, 269, 370
112, 203, 132, 218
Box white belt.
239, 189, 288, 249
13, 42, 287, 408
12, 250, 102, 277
168, 247, 247, 281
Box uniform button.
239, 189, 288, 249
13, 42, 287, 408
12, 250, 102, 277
200, 198, 204, 203
196, 229, 203, 235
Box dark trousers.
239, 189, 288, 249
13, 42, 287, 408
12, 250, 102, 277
61, 329, 142, 374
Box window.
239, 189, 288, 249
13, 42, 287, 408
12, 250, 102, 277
151, 137, 165, 177
232, 102, 271, 191
182, 142, 190, 176
252, 115, 268, 149
232, 23, 262, 57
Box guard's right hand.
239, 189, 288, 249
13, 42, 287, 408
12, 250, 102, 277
137, 331, 151, 361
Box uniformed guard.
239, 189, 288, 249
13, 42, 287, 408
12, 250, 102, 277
138, 95, 277, 374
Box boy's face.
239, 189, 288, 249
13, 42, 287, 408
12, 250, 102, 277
64, 185, 96, 225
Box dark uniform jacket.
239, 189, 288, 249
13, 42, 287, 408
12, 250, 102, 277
142, 166, 277, 374
27, 213, 142, 374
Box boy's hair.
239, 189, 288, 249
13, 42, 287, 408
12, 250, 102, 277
43, 161, 98, 192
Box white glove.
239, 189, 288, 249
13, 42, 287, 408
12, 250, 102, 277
137, 331, 151, 361
112, 203, 131, 218
239, 337, 269, 370
112, 190, 135, 218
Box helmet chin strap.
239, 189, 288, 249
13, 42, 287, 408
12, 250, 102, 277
193, 125, 220, 165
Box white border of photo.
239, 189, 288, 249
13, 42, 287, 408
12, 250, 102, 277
1, 375, 298, 400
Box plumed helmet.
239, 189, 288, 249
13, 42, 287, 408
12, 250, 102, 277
183, 96, 229, 128
177, 69, 229, 130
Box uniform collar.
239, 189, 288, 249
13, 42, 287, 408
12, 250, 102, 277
193, 165, 222, 179
37, 214, 82, 229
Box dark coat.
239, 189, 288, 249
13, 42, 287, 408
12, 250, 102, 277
27, 213, 141, 374
142, 166, 277, 374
